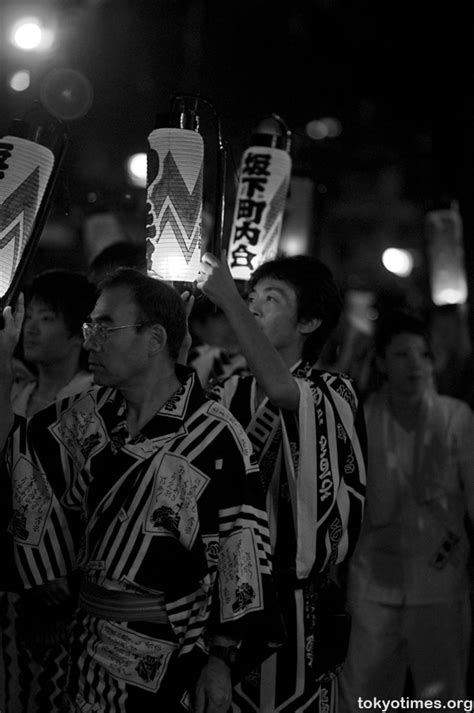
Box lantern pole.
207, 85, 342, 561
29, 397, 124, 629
212, 113, 227, 257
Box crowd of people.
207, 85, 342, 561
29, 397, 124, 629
0, 236, 473, 713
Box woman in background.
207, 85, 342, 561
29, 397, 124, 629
339, 310, 474, 710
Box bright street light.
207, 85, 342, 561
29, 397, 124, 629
9, 17, 55, 52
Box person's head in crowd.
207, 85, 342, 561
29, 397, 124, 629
374, 310, 434, 397
84, 267, 186, 388
247, 254, 343, 365
88, 240, 147, 286
22, 269, 97, 372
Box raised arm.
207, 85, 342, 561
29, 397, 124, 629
177, 289, 195, 366
196, 252, 300, 410
0, 295, 24, 451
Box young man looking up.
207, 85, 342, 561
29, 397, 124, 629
197, 252, 367, 713
0, 268, 280, 713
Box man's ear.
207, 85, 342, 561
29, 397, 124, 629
298, 317, 322, 336
149, 324, 168, 355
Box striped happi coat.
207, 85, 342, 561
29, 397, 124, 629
209, 362, 367, 713
3, 366, 279, 712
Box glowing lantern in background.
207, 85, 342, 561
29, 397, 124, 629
425, 203, 468, 306
227, 114, 292, 281
145, 109, 204, 283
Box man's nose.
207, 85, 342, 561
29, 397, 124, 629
409, 352, 425, 368
249, 299, 262, 316
83, 331, 99, 352
23, 318, 38, 334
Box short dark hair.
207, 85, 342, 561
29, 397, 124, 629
248, 255, 343, 362
88, 241, 147, 285
26, 269, 97, 336
98, 268, 186, 361
374, 310, 431, 357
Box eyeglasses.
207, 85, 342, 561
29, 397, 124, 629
82, 322, 145, 346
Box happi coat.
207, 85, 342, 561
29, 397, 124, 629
0, 371, 95, 713
209, 361, 367, 713
2, 365, 281, 713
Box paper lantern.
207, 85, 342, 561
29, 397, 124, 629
146, 127, 204, 282
227, 130, 292, 281
0, 135, 55, 300
425, 205, 468, 306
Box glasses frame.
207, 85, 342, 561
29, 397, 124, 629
82, 322, 146, 345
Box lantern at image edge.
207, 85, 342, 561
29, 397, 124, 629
145, 127, 204, 283
425, 204, 468, 306
0, 136, 55, 300
227, 121, 292, 282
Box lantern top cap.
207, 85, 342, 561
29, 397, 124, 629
251, 113, 291, 152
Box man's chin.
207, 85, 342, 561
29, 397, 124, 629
89, 369, 109, 386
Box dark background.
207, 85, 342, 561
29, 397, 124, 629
1, 0, 474, 315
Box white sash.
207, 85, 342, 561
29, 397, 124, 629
246, 372, 318, 580
281, 379, 318, 580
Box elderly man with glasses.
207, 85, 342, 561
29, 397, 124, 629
0, 268, 281, 713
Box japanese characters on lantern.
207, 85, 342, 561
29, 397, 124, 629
227, 145, 292, 281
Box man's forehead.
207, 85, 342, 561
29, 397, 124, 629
91, 285, 136, 321
251, 277, 296, 298
26, 297, 56, 312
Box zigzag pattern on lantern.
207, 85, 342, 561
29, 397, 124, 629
147, 151, 202, 265
146, 126, 204, 282
0, 168, 40, 292
0, 136, 54, 298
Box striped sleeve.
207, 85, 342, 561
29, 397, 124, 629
318, 373, 367, 566
7, 403, 83, 588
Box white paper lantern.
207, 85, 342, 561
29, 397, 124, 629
0, 135, 55, 298
227, 142, 292, 281
146, 128, 203, 282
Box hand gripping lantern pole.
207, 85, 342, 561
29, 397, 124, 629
227, 114, 292, 282
0, 103, 68, 315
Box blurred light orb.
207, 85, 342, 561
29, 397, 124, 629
126, 153, 147, 187
306, 120, 328, 140
280, 234, 307, 256
9, 70, 31, 92
40, 68, 94, 120
11, 19, 42, 50
306, 117, 342, 140
320, 117, 342, 138
382, 248, 413, 277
